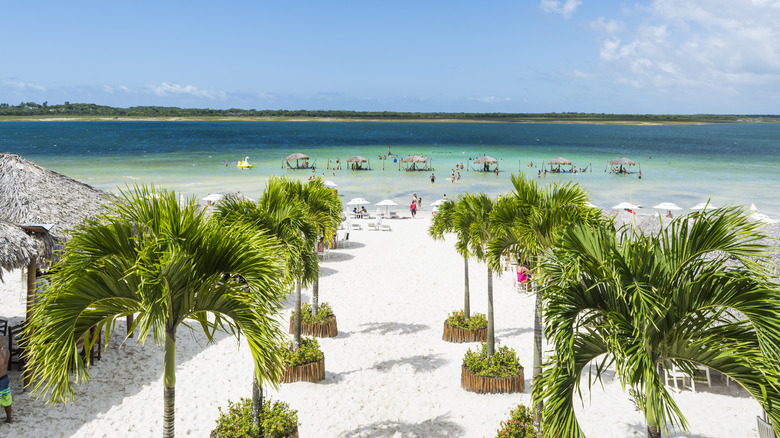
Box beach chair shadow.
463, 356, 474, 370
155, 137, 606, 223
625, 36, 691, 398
337, 414, 465, 438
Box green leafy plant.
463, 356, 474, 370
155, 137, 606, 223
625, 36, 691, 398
463, 343, 521, 378
212, 397, 298, 438
284, 337, 324, 367
291, 302, 335, 324
445, 310, 487, 330
495, 404, 535, 438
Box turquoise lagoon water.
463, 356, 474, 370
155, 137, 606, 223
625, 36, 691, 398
1, 121, 779, 217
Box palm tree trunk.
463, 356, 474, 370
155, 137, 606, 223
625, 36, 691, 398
647, 426, 661, 438
645, 358, 662, 438
312, 275, 320, 318
533, 287, 543, 432
252, 375, 264, 437
293, 277, 302, 349
163, 326, 176, 438
486, 266, 494, 360
463, 256, 470, 318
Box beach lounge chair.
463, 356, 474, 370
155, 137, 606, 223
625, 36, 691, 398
0, 318, 7, 336
8, 323, 26, 371
380, 224, 391, 231
367, 222, 378, 231
664, 362, 695, 392
351, 222, 362, 231
757, 415, 776, 438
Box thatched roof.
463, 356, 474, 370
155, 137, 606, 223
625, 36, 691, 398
400, 155, 428, 163
346, 155, 367, 162
473, 155, 497, 164
0, 153, 112, 266
548, 157, 572, 165
0, 219, 41, 276
609, 157, 636, 166
285, 153, 310, 161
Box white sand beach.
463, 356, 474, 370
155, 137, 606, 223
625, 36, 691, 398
0, 214, 766, 437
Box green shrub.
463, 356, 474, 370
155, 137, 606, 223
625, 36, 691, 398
291, 302, 335, 324
463, 343, 521, 378
495, 404, 535, 438
212, 397, 298, 438
285, 337, 324, 367
445, 310, 487, 330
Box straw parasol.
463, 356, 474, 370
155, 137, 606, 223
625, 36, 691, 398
548, 157, 572, 165
473, 155, 497, 164
609, 157, 636, 166
0, 152, 113, 325
285, 153, 310, 161
400, 155, 429, 171
0, 219, 40, 280
346, 155, 367, 163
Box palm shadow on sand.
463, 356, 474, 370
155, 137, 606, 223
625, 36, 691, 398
358, 322, 429, 335
337, 414, 465, 438
372, 353, 448, 374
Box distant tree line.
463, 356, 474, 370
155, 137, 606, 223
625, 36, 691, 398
1, 101, 778, 123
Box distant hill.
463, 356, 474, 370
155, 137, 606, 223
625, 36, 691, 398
1, 101, 778, 123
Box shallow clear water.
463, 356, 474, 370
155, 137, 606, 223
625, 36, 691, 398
2, 121, 779, 216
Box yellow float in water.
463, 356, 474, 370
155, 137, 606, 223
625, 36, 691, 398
236, 156, 253, 169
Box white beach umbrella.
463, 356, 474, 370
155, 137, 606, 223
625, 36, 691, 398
584, 201, 597, 208
611, 202, 639, 210
323, 180, 338, 188
375, 199, 399, 217
652, 202, 682, 211
430, 199, 447, 207
202, 193, 224, 203
691, 202, 716, 211
750, 203, 758, 211
346, 197, 369, 206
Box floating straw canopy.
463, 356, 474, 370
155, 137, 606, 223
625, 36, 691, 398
346, 155, 368, 162
609, 157, 636, 166
548, 157, 572, 165
473, 155, 497, 164
400, 155, 428, 163
285, 153, 310, 161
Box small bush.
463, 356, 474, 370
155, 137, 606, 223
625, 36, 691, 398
285, 337, 324, 367
291, 302, 335, 324
212, 397, 298, 438
495, 404, 535, 438
445, 310, 487, 330
463, 343, 521, 378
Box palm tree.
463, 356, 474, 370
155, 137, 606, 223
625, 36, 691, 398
214, 178, 319, 431
488, 173, 596, 428
535, 207, 780, 438
23, 185, 289, 438
458, 193, 497, 357
289, 178, 342, 318
429, 197, 474, 318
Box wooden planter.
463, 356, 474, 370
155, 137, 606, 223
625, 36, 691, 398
282, 356, 325, 383
289, 315, 338, 338
211, 426, 298, 438
461, 364, 524, 394
442, 321, 487, 343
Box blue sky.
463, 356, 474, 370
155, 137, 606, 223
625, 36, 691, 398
3, 1, 779, 114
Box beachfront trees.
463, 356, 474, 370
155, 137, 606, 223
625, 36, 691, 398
23, 185, 289, 438
459, 193, 498, 358
429, 197, 474, 319
535, 207, 780, 438
488, 173, 596, 426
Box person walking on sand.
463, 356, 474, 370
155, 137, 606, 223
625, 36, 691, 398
0, 345, 12, 423
430, 173, 435, 183
410, 200, 417, 218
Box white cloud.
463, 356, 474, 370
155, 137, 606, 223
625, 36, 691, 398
145, 82, 226, 99
540, 0, 582, 19
104, 85, 133, 94
3, 79, 45, 92
469, 96, 512, 103
593, 0, 780, 95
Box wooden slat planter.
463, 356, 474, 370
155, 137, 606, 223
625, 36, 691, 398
282, 356, 325, 383
442, 321, 487, 343
461, 364, 524, 394
289, 316, 338, 338
212, 426, 298, 438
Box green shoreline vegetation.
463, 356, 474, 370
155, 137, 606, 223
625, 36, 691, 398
1, 101, 778, 124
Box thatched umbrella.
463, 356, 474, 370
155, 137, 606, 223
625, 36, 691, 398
548, 156, 572, 172
0, 219, 40, 280
400, 155, 429, 171
346, 155, 370, 170
284, 153, 311, 169
609, 157, 636, 173
472, 155, 498, 172
0, 153, 112, 323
